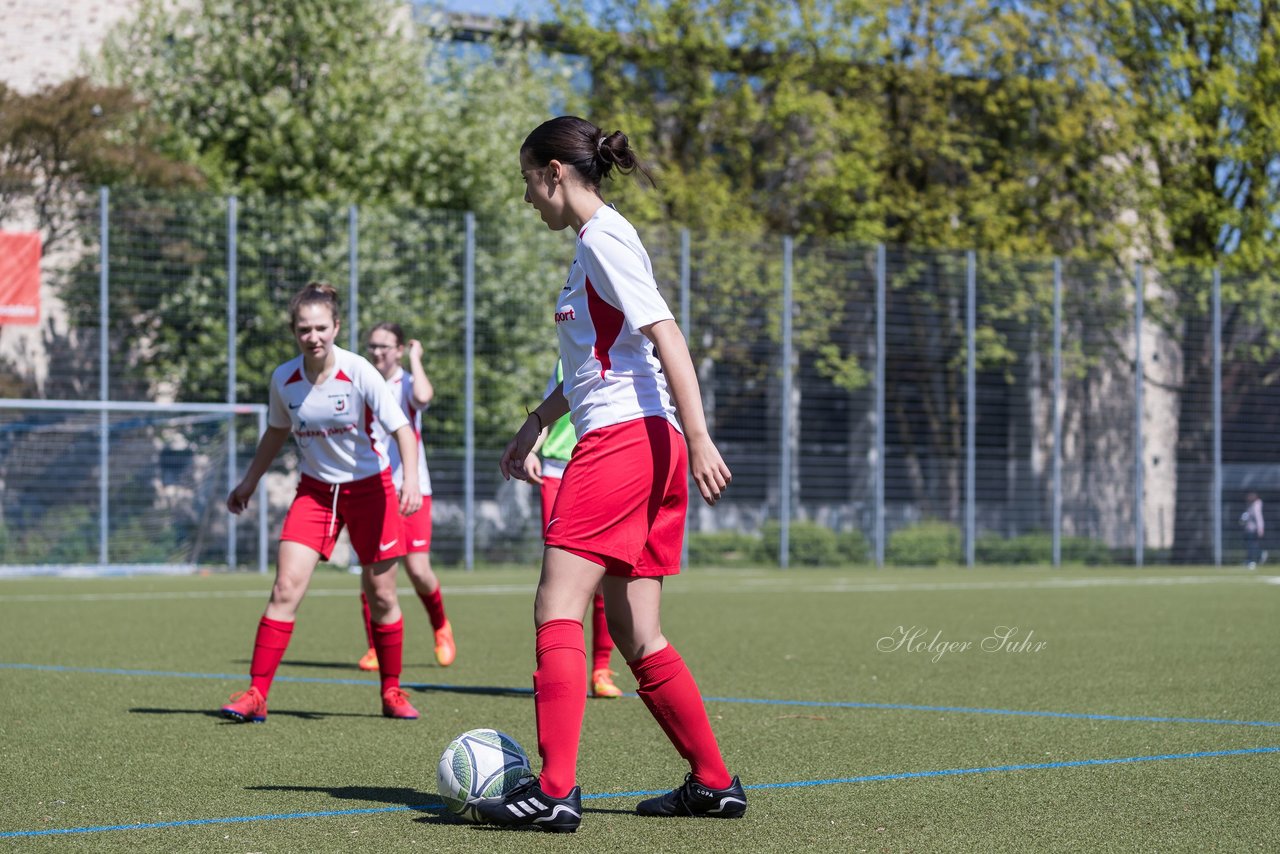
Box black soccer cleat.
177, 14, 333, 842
474, 776, 582, 833
636, 773, 748, 818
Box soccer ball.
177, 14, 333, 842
437, 728, 532, 821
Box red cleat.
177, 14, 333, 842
434, 620, 456, 667
221, 687, 268, 723
357, 647, 379, 671
381, 686, 419, 720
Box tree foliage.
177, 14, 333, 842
88, 1, 577, 447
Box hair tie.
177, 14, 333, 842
597, 135, 607, 152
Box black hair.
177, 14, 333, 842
521, 115, 654, 188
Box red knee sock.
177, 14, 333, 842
360, 592, 375, 648
629, 644, 732, 790
533, 619, 586, 798
590, 593, 614, 671
371, 617, 404, 692
249, 616, 294, 698
419, 587, 447, 631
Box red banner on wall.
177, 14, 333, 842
0, 231, 42, 325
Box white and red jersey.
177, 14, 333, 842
554, 204, 679, 439
267, 346, 409, 483
375, 366, 433, 495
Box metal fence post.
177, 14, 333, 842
965, 250, 976, 568
99, 187, 110, 568
680, 228, 691, 570
348, 204, 359, 351
1212, 267, 1222, 566
875, 244, 886, 568
779, 236, 794, 569
1134, 264, 1145, 567
257, 407, 269, 574
1052, 258, 1063, 568
463, 212, 476, 571
227, 195, 238, 569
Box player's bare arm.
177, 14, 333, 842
642, 318, 731, 506
227, 425, 291, 514
501, 386, 570, 481
407, 339, 434, 408
390, 423, 423, 515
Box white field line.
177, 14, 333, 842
0, 574, 1274, 604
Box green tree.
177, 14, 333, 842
1075, 0, 1280, 562
90, 1, 576, 449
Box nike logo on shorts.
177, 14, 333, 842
411, 539, 428, 547
379, 539, 398, 551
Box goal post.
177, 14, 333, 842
0, 399, 269, 576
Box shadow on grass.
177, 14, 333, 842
129, 707, 384, 721
248, 784, 459, 824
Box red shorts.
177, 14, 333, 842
539, 474, 562, 534
281, 470, 407, 565
403, 497, 432, 553
544, 416, 687, 577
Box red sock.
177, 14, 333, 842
590, 593, 614, 672
533, 619, 586, 798
419, 587, 447, 631
371, 617, 404, 692
629, 644, 732, 789
249, 616, 294, 698
360, 592, 375, 648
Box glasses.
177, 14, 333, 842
366, 343, 394, 352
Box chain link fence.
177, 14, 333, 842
1, 184, 1276, 572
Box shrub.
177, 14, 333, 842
886, 520, 962, 566
976, 531, 1114, 566
761, 520, 840, 566
837, 529, 871, 563
686, 530, 763, 567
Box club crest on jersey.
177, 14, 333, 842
555, 307, 576, 323
330, 394, 350, 413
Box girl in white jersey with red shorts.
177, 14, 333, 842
354, 321, 456, 670
480, 117, 746, 832
220, 282, 422, 723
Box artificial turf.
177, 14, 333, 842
1, 565, 1277, 852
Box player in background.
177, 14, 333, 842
356, 322, 456, 670
523, 358, 622, 698
480, 116, 746, 833
221, 282, 422, 723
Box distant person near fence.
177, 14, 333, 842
355, 322, 456, 672
1241, 491, 1266, 570
220, 282, 422, 724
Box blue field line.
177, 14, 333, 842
3, 661, 1278, 728
2, 745, 1277, 839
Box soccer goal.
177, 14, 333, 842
0, 399, 269, 576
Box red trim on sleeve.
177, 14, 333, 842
364, 405, 383, 458
586, 275, 624, 380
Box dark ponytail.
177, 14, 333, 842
522, 116, 654, 188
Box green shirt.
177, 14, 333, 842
541, 360, 576, 462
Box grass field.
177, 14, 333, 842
2, 565, 1278, 853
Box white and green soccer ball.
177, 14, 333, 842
437, 728, 531, 821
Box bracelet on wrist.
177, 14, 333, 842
525, 407, 543, 431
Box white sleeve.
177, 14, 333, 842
578, 231, 673, 330
267, 370, 290, 429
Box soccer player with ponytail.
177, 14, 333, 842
479, 116, 746, 832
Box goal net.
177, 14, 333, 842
0, 400, 269, 576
